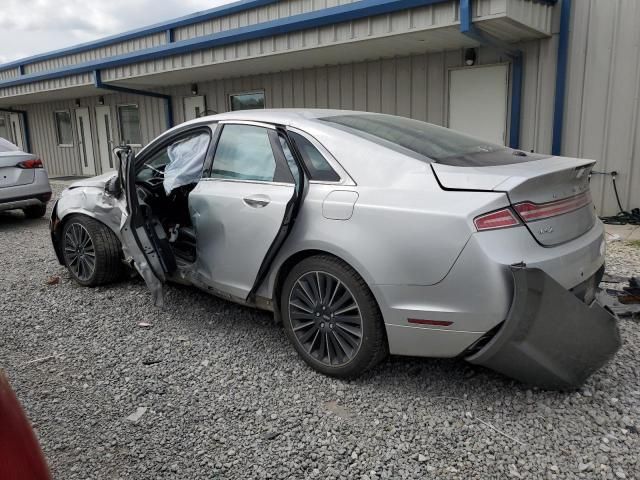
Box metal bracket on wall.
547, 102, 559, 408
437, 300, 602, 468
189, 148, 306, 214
93, 70, 174, 129
459, 0, 523, 150
0, 107, 32, 153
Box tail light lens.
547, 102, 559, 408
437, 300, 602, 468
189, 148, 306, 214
513, 191, 592, 222
474, 208, 521, 231
17, 159, 43, 169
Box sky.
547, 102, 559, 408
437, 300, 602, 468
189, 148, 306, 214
0, 0, 234, 64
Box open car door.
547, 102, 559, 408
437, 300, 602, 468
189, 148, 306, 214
117, 147, 177, 306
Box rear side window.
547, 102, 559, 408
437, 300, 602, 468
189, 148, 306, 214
321, 114, 546, 167
289, 132, 340, 182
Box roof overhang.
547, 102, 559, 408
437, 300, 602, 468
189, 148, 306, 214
0, 0, 556, 106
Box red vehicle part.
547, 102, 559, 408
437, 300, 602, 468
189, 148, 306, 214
0, 371, 51, 480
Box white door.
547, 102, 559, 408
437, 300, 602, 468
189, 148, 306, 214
95, 105, 116, 173
0, 115, 10, 141
75, 108, 97, 176
448, 64, 509, 145
183, 96, 206, 121
9, 113, 25, 150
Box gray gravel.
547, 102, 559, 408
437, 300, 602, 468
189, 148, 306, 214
1, 183, 639, 479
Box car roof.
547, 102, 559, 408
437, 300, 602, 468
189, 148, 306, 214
180, 108, 371, 129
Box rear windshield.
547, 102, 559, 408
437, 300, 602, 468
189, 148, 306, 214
0, 137, 19, 153
320, 114, 546, 166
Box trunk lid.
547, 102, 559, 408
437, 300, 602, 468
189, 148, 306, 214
432, 156, 597, 246
0, 152, 36, 189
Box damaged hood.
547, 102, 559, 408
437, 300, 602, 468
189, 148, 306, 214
68, 172, 117, 190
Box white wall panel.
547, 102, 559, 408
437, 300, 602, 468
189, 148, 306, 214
560, 0, 640, 215
16, 92, 167, 177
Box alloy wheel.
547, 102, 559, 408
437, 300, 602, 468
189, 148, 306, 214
63, 223, 96, 281
288, 271, 363, 366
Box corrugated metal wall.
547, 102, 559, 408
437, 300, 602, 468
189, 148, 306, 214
173, 0, 361, 42
19, 93, 166, 177
27, 44, 551, 179
561, 0, 640, 215
163, 46, 516, 126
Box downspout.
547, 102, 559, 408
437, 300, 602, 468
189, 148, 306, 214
94, 70, 174, 129
551, 0, 571, 155
0, 107, 32, 153
459, 0, 523, 149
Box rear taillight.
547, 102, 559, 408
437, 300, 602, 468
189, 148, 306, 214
17, 159, 43, 169
474, 208, 521, 231
513, 191, 591, 222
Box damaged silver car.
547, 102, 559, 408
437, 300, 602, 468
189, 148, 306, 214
50, 110, 620, 389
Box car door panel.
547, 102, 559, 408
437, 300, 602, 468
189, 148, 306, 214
190, 179, 295, 299
188, 123, 304, 302
117, 147, 176, 306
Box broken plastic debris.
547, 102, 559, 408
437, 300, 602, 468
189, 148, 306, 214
137, 322, 152, 328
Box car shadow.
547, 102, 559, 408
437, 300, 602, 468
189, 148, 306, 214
0, 210, 49, 231
153, 281, 564, 401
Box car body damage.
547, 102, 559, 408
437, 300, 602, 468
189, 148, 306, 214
50, 170, 167, 305
467, 266, 620, 390
49, 109, 621, 387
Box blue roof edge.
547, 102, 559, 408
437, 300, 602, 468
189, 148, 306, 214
0, 0, 280, 71
0, 0, 451, 89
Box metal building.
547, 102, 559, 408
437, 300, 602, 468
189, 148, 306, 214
0, 0, 636, 214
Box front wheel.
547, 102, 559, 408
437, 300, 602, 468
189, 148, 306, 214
61, 215, 123, 286
281, 255, 387, 378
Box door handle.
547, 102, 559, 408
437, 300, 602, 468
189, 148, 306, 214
243, 195, 270, 208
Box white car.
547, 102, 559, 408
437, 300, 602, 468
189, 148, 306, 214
0, 138, 51, 218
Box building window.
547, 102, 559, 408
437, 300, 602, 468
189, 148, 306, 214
118, 104, 142, 146
228, 91, 265, 111
54, 111, 73, 146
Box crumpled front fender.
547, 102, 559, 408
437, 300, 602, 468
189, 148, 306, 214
466, 267, 621, 390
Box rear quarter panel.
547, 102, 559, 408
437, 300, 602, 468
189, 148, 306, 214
260, 151, 510, 299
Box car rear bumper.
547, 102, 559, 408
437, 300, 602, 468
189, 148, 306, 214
0, 170, 51, 212
465, 266, 620, 390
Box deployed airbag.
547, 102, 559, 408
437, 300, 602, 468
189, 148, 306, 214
163, 133, 210, 195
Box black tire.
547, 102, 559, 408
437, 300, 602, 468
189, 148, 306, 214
23, 204, 47, 218
281, 254, 387, 379
61, 215, 123, 287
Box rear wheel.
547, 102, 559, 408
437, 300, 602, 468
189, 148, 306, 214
23, 204, 46, 219
281, 255, 387, 378
61, 215, 123, 286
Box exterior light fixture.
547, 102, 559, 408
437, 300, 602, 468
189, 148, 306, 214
98, 96, 104, 105
74, 99, 81, 107
191, 84, 198, 96
464, 48, 477, 66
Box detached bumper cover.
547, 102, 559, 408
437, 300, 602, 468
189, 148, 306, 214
466, 267, 621, 390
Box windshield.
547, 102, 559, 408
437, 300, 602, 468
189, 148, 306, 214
0, 137, 19, 153
320, 114, 545, 166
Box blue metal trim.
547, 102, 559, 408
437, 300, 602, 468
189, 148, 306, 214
0, 0, 281, 73
459, 0, 523, 149
510, 54, 523, 149
552, 0, 571, 155
94, 70, 174, 128
0, 0, 449, 89
0, 108, 32, 153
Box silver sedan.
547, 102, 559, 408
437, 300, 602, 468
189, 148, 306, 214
50, 110, 620, 389
0, 137, 51, 218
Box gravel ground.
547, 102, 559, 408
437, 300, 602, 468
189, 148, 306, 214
1, 183, 639, 480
